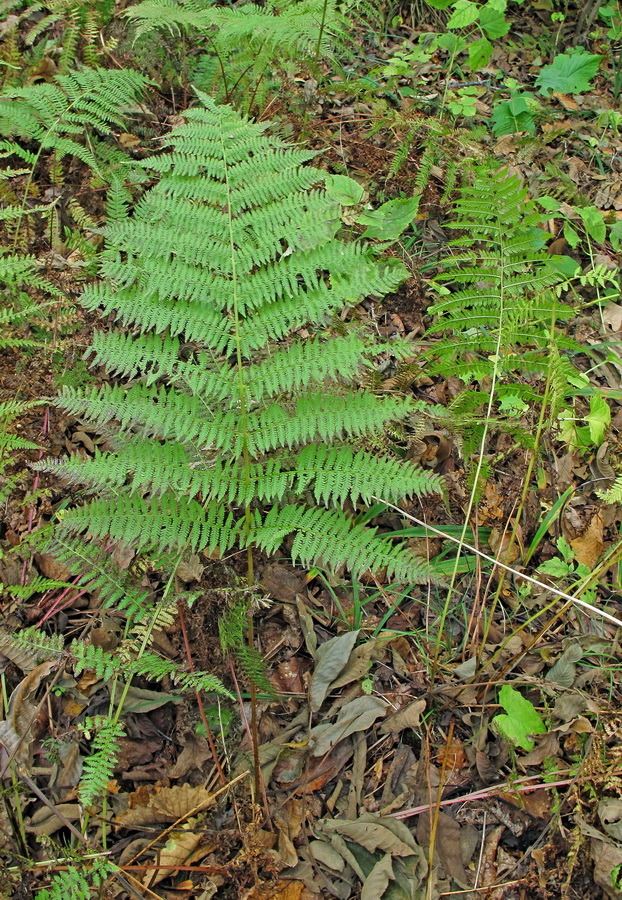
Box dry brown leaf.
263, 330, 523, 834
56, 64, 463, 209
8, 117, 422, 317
117, 783, 213, 827
591, 838, 622, 899
380, 699, 426, 735
603, 302, 622, 333
0, 631, 38, 674
309, 695, 386, 757
0, 660, 56, 770
144, 826, 202, 888
245, 881, 309, 900
170, 733, 212, 779
552, 92, 580, 110
570, 510, 603, 567
151, 783, 213, 818
26, 802, 81, 836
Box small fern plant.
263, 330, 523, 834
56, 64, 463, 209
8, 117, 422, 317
41, 94, 441, 599
0, 68, 149, 242
124, 0, 355, 109
423, 165, 578, 458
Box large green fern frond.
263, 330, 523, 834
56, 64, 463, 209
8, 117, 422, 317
45, 95, 440, 601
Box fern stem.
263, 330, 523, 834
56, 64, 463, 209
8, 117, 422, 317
314, 0, 329, 68
219, 118, 262, 805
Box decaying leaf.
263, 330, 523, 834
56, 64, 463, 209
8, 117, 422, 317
546, 645, 583, 687
117, 782, 213, 827
0, 660, 56, 772
309, 630, 360, 711
315, 813, 428, 899
569, 510, 603, 568
309, 695, 386, 757
26, 802, 81, 836
170, 732, 212, 779
145, 824, 202, 887
361, 853, 393, 900
380, 698, 426, 735
320, 813, 419, 857
0, 630, 38, 673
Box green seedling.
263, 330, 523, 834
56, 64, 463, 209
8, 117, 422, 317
492, 684, 546, 750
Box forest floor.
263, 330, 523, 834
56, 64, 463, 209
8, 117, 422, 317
2, 2, 622, 898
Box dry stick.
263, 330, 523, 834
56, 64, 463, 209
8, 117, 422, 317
177, 602, 227, 785
426, 721, 454, 900
391, 777, 572, 821
227, 659, 271, 823
370, 497, 622, 630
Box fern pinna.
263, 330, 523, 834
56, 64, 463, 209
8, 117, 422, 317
42, 95, 441, 588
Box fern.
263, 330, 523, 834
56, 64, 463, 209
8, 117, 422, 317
598, 476, 622, 505
34, 859, 116, 900
78, 715, 125, 808
13, 627, 234, 698
0, 67, 149, 242
0, 67, 148, 167
124, 0, 353, 108
0, 398, 43, 504
29, 532, 152, 622
41, 95, 441, 599
423, 166, 577, 450
219, 597, 273, 694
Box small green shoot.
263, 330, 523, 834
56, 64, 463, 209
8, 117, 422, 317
492, 685, 546, 751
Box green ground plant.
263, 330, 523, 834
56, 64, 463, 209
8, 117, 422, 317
123, 0, 353, 110
32, 97, 443, 791
0, 68, 149, 245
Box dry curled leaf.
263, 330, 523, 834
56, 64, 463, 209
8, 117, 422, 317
380, 699, 426, 735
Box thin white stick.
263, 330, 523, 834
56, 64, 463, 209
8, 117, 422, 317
372, 497, 622, 630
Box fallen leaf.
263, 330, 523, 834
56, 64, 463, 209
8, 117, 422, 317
26, 802, 81, 836
309, 695, 386, 757
122, 686, 183, 713
600, 799, 622, 842
144, 826, 202, 887
380, 699, 426, 735
591, 838, 622, 899
320, 813, 419, 857
361, 853, 393, 900
0, 631, 38, 673
170, 733, 212, 778
117, 783, 213, 827
0, 660, 56, 770
309, 630, 359, 712
569, 510, 603, 568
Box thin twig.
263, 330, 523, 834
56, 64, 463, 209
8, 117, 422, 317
371, 498, 622, 630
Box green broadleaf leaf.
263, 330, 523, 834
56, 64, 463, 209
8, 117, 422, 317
357, 196, 421, 241
578, 206, 606, 244
492, 685, 546, 750
468, 36, 493, 71
447, 0, 481, 29
438, 32, 468, 53
610, 220, 622, 251
537, 557, 571, 578
491, 94, 535, 136
479, 2, 509, 38
587, 393, 610, 445
325, 175, 365, 206
536, 50, 603, 96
